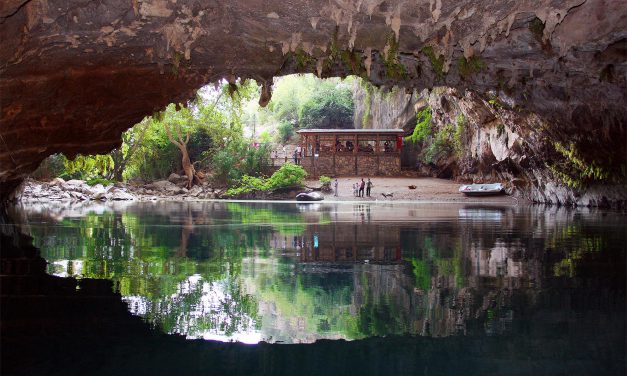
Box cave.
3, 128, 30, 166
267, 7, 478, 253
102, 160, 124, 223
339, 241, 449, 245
1, 2, 626, 375
1, 0, 626, 203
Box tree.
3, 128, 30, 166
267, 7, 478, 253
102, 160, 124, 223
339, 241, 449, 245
277, 121, 295, 143
299, 83, 354, 129
108, 118, 149, 181
163, 105, 203, 189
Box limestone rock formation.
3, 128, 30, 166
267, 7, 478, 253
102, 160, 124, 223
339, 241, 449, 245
1, 0, 625, 201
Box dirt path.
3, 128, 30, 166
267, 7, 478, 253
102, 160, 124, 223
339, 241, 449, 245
305, 177, 520, 204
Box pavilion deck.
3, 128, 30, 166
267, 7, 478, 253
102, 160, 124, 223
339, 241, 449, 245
297, 129, 405, 177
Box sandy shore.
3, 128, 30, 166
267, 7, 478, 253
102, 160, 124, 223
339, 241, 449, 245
305, 177, 521, 204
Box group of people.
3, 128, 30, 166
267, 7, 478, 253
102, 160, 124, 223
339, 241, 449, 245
353, 178, 374, 197
332, 178, 373, 198
335, 140, 354, 152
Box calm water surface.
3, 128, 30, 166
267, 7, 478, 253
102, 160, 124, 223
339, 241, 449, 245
18, 201, 626, 347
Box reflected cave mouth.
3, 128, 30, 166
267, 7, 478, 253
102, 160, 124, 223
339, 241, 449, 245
7, 201, 626, 347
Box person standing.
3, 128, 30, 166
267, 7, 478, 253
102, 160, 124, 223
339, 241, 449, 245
359, 178, 365, 197
296, 145, 302, 165
333, 178, 339, 197
366, 178, 373, 197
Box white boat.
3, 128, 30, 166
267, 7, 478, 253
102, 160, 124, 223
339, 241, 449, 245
296, 192, 324, 201
458, 183, 505, 196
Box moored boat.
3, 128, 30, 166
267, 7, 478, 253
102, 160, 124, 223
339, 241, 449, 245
458, 183, 504, 196
296, 192, 324, 201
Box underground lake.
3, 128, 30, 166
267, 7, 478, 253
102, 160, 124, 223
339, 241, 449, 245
1, 201, 624, 375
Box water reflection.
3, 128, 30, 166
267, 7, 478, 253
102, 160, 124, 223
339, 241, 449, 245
15, 201, 626, 345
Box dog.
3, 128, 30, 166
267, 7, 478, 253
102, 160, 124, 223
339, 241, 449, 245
381, 192, 394, 198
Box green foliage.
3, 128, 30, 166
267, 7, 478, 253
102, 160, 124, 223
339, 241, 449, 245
212, 142, 271, 185
299, 82, 354, 129
277, 121, 295, 143
63, 154, 114, 180
123, 81, 256, 181
547, 142, 610, 189
265, 75, 354, 130
383, 34, 408, 79
259, 131, 271, 143
458, 56, 484, 78
266, 163, 308, 189
225, 163, 307, 197
86, 177, 114, 187
487, 93, 504, 109
319, 175, 332, 191
319, 175, 331, 185
423, 124, 455, 163
409, 258, 431, 291
407, 107, 432, 143
360, 80, 372, 127
422, 46, 445, 79
293, 48, 316, 70
453, 114, 466, 155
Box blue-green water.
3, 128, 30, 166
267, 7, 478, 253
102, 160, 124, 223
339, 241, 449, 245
19, 201, 626, 348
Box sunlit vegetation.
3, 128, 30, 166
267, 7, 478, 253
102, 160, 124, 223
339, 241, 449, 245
32, 75, 356, 188
546, 141, 613, 189
224, 163, 307, 197
265, 74, 354, 131
407, 107, 432, 144
408, 108, 467, 165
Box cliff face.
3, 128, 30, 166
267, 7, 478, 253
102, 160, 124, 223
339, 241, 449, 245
421, 88, 625, 206
1, 0, 626, 200
352, 83, 420, 131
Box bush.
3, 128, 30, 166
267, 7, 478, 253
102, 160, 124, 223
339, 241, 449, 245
319, 175, 331, 185
407, 107, 432, 144
319, 175, 332, 192
266, 163, 307, 190
423, 124, 454, 163
86, 178, 114, 187
225, 163, 307, 197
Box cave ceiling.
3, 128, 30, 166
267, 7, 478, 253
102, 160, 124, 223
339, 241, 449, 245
0, 0, 625, 198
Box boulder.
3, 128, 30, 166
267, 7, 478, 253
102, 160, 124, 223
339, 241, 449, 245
108, 190, 135, 201
167, 173, 182, 183
49, 177, 66, 186
146, 180, 176, 191
189, 186, 203, 197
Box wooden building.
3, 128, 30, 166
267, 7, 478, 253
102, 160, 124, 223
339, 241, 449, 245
298, 223, 402, 264
296, 129, 405, 177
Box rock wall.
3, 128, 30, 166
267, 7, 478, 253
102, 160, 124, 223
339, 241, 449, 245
352, 82, 421, 131
417, 88, 626, 207
1, 0, 626, 200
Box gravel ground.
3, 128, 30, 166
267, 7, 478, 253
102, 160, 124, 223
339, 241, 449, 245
306, 177, 521, 204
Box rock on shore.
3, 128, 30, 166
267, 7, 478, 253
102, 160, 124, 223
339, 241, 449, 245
18, 176, 221, 203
